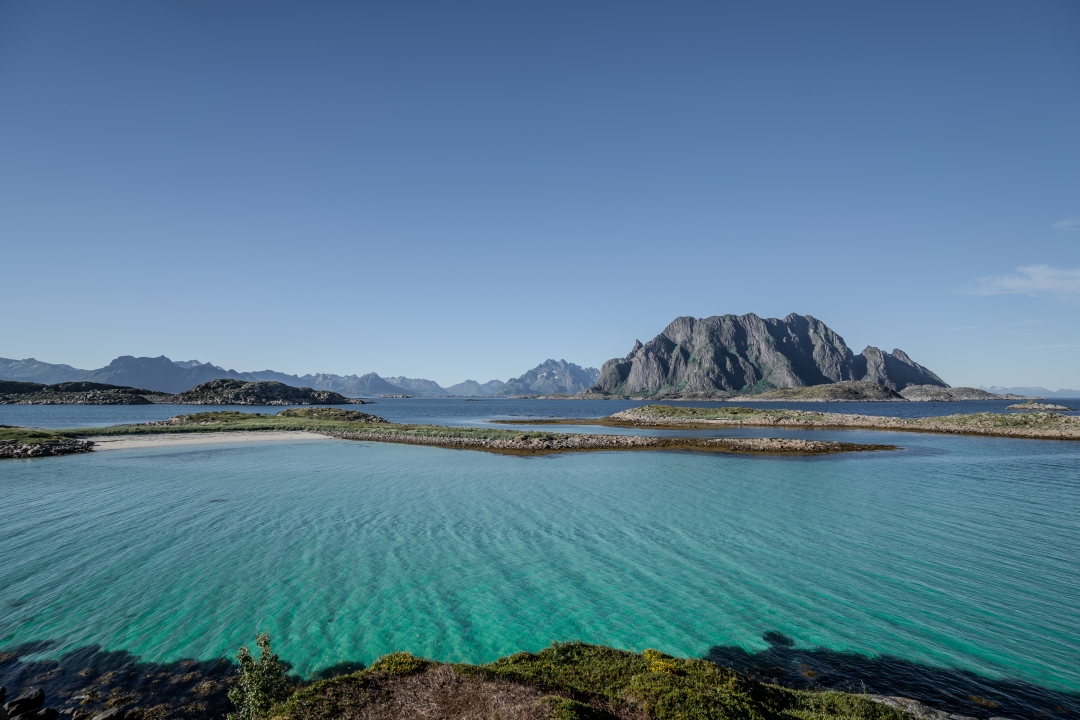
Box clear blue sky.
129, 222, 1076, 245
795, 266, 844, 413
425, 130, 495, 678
2, 1, 1078, 388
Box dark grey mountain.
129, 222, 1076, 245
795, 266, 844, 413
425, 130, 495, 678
591, 313, 945, 397
78, 356, 254, 394
492, 360, 600, 397
444, 379, 505, 396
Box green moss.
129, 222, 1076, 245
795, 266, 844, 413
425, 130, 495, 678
273, 642, 910, 720
366, 652, 433, 676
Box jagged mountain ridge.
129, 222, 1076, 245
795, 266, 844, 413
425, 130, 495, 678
592, 313, 945, 397
492, 360, 600, 397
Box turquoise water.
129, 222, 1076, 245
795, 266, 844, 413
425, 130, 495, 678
3, 429, 1079, 706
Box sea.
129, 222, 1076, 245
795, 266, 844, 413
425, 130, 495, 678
1, 398, 1078, 719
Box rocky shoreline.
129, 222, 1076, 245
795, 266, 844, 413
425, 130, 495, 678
2, 640, 1039, 720
319, 429, 894, 455
0, 437, 94, 458
549, 406, 1080, 441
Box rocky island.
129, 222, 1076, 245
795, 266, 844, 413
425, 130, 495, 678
0, 407, 894, 459
577, 312, 1038, 403
497, 404, 1080, 441
0, 379, 370, 406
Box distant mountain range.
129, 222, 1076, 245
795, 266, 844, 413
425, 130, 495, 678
981, 386, 1080, 399
591, 313, 947, 397
491, 359, 599, 396
0, 355, 596, 397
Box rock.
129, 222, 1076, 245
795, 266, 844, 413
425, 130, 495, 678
173, 379, 354, 405
88, 710, 124, 720
591, 313, 945, 397
12, 710, 59, 720
0, 439, 94, 459
4, 689, 44, 717
901, 385, 1031, 401
866, 695, 975, 719
1006, 402, 1071, 411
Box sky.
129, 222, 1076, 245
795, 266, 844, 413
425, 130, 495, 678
1, 1, 1078, 389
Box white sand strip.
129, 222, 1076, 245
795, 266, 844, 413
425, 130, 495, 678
84, 431, 329, 451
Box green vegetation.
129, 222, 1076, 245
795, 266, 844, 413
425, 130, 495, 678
228, 633, 294, 720
0, 425, 73, 444
268, 642, 907, 720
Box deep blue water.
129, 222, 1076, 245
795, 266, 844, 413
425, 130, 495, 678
1, 402, 1079, 719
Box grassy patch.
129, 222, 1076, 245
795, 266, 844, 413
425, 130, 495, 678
271, 643, 909, 720
0, 425, 71, 443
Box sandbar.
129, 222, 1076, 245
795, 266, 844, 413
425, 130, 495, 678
84, 430, 328, 451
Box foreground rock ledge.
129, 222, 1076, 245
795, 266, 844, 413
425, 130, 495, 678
0, 438, 94, 458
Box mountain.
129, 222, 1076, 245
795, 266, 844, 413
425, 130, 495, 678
444, 379, 504, 396
591, 313, 945, 397
0, 357, 88, 384
981, 386, 1080, 399
492, 360, 600, 397
78, 356, 254, 394
384, 377, 451, 396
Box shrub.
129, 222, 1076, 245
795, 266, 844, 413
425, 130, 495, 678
228, 633, 292, 720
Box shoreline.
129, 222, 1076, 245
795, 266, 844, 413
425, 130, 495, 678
76, 427, 894, 456
494, 406, 1080, 441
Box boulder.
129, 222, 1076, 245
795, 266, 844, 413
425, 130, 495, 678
13, 710, 58, 720
4, 689, 44, 717
89, 710, 125, 720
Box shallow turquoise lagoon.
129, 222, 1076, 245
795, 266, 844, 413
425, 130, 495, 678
2, 432, 1078, 696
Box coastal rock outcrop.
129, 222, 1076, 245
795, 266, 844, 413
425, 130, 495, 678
0, 437, 94, 458
0, 381, 164, 405
590, 313, 946, 397
173, 380, 363, 405
900, 385, 1027, 401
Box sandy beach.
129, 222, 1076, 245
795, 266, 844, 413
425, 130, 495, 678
84, 430, 329, 451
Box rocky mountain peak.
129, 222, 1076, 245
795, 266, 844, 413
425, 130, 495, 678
592, 312, 946, 397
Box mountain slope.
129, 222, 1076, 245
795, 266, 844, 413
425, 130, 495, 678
0, 357, 88, 384
78, 356, 251, 394
444, 379, 504, 396
592, 313, 945, 397
384, 377, 450, 396
492, 360, 600, 397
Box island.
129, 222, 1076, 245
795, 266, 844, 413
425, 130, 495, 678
494, 404, 1080, 441
0, 407, 894, 459
0, 379, 371, 406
